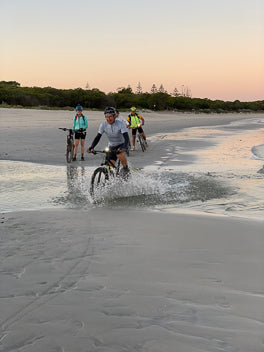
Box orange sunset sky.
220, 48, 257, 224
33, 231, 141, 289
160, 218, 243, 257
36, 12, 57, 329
1, 0, 263, 101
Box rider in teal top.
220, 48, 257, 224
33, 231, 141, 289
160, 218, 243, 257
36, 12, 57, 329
72, 105, 88, 161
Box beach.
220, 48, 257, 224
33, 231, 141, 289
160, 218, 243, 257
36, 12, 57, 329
1, 108, 264, 352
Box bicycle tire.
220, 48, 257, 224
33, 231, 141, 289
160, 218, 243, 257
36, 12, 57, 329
66, 140, 74, 163
90, 167, 109, 196
138, 134, 146, 152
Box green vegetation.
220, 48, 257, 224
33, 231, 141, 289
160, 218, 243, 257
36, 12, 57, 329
0, 81, 263, 112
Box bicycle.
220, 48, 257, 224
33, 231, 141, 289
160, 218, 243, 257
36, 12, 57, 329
59, 128, 74, 163
136, 124, 147, 152
90, 147, 129, 196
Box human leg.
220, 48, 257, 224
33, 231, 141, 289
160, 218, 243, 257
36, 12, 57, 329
131, 129, 136, 150
117, 150, 128, 167
140, 128, 148, 146
81, 139, 85, 160
74, 139, 79, 155
73, 138, 79, 160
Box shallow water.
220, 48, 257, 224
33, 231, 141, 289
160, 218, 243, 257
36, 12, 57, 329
1, 118, 264, 219
0, 161, 231, 211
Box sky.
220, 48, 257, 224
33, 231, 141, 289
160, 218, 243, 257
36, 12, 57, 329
1, 0, 263, 101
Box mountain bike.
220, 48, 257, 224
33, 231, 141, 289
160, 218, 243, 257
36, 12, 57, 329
90, 148, 129, 196
59, 128, 74, 163
136, 124, 147, 152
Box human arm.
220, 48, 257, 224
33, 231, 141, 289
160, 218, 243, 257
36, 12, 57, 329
87, 133, 102, 152
139, 114, 145, 125
72, 117, 76, 133
83, 116, 88, 130
79, 116, 88, 132
122, 132, 129, 149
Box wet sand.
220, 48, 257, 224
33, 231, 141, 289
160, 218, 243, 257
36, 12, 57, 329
1, 109, 264, 351
0, 108, 259, 166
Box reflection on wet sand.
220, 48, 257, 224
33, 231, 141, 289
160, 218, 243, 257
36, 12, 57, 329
67, 165, 85, 191
64, 165, 91, 207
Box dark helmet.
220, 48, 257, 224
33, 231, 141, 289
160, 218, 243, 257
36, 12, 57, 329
76, 105, 83, 111
104, 106, 116, 115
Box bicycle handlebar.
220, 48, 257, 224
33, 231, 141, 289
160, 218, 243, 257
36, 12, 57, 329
91, 150, 105, 155
90, 148, 128, 155
59, 127, 73, 132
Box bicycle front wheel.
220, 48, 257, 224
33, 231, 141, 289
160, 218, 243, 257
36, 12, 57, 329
66, 140, 74, 163
138, 134, 146, 152
90, 167, 109, 196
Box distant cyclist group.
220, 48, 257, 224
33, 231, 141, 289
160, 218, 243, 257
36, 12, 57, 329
65, 105, 148, 176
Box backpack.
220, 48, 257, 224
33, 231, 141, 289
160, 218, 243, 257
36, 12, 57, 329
128, 113, 139, 125
75, 114, 85, 121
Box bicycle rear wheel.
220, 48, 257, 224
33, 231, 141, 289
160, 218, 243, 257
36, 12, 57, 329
66, 140, 74, 163
90, 167, 109, 196
138, 134, 146, 152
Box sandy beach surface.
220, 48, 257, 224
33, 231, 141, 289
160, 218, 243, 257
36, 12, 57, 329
1, 108, 264, 352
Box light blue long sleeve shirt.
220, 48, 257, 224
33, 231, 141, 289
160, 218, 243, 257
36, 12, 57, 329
72, 114, 88, 133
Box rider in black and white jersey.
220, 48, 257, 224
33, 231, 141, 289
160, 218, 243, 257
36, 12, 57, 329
88, 107, 130, 174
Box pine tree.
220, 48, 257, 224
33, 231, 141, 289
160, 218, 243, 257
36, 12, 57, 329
158, 84, 166, 93
172, 87, 179, 97
185, 86, 192, 98
136, 82, 143, 94
151, 84, 157, 94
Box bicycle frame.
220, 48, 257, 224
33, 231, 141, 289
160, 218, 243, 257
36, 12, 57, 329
90, 148, 122, 196
93, 149, 121, 174
135, 125, 146, 152
59, 128, 75, 163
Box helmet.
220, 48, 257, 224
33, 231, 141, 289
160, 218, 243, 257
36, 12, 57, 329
76, 105, 83, 111
104, 106, 116, 115
130, 106, 137, 112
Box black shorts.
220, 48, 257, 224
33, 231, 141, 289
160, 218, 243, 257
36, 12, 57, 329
108, 144, 126, 161
131, 126, 143, 135
75, 131, 86, 140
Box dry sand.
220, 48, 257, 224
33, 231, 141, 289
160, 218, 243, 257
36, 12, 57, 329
1, 108, 264, 352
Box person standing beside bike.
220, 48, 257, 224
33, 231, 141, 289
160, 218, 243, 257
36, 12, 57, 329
88, 107, 130, 175
127, 107, 148, 151
72, 105, 88, 161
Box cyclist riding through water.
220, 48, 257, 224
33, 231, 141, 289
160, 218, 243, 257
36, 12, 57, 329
72, 105, 88, 161
127, 107, 148, 151
88, 107, 130, 176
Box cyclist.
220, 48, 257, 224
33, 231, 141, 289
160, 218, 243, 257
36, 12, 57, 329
88, 107, 130, 175
127, 106, 148, 151
72, 105, 88, 161
115, 109, 131, 148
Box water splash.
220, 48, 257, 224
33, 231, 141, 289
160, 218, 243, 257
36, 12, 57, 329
251, 144, 264, 161
0, 161, 252, 217
78, 170, 232, 209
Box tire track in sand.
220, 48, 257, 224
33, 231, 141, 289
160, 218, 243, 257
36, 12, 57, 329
1, 236, 94, 331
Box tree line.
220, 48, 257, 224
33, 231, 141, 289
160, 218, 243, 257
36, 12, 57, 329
0, 81, 263, 112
